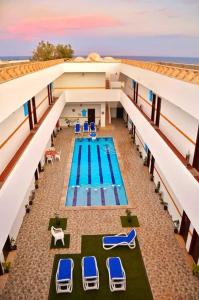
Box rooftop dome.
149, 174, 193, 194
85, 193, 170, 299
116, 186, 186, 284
74, 56, 86, 62
87, 52, 102, 62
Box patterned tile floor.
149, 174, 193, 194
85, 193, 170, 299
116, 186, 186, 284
1, 119, 199, 300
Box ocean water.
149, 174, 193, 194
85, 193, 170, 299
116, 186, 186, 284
117, 56, 199, 65
0, 56, 31, 61
1, 55, 199, 65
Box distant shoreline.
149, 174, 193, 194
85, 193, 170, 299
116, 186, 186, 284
0, 55, 199, 65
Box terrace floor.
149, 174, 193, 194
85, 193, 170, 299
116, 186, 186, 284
1, 119, 199, 300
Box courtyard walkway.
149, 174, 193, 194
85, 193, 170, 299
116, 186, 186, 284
1, 119, 199, 300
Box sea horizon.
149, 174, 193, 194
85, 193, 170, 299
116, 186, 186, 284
1, 55, 199, 65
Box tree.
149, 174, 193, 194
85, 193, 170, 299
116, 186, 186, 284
32, 41, 55, 61
32, 41, 74, 61
55, 44, 74, 59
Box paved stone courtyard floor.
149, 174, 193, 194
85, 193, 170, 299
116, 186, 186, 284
1, 119, 199, 300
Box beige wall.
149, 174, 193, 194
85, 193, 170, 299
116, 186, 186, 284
60, 103, 102, 127
54, 72, 106, 93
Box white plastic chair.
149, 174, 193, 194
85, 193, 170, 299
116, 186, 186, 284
46, 155, 53, 164
55, 150, 61, 161
51, 226, 65, 246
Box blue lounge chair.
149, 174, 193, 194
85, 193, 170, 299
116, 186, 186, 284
81, 256, 99, 290
106, 257, 126, 291
74, 123, 81, 134
102, 228, 136, 250
83, 121, 89, 133
90, 122, 96, 133
56, 258, 74, 293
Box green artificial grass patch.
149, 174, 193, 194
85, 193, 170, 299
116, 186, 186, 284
48, 235, 153, 300
120, 216, 140, 228
50, 234, 70, 249
48, 218, 67, 231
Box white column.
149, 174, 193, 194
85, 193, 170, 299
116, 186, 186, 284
101, 103, 105, 127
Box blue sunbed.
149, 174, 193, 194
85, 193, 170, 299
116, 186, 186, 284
82, 256, 99, 290
90, 122, 96, 132
56, 258, 74, 293
83, 121, 89, 133
106, 257, 126, 291
103, 228, 136, 250
74, 123, 81, 134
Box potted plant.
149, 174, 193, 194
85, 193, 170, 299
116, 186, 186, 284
192, 264, 199, 278
173, 220, 180, 234
25, 204, 30, 213
30, 192, 35, 201
159, 192, 164, 203
65, 118, 71, 127
163, 202, 168, 210
125, 209, 132, 223
2, 261, 11, 273
193, 264, 199, 278
150, 174, 154, 181
29, 199, 33, 205
10, 237, 17, 250
155, 181, 160, 193
54, 213, 60, 226
35, 180, 39, 189
143, 157, 148, 166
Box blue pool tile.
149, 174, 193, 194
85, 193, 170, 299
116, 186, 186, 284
66, 137, 128, 207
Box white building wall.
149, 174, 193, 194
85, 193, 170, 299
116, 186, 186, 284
160, 98, 198, 164
120, 91, 199, 236
60, 103, 101, 127
35, 87, 49, 122
9, 177, 35, 240
120, 63, 199, 121
153, 162, 183, 223
0, 93, 65, 254
121, 72, 199, 165
0, 106, 30, 174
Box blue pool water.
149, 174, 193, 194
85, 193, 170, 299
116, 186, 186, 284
65, 137, 128, 206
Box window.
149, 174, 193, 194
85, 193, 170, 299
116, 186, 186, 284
144, 144, 148, 153
132, 80, 136, 89
23, 102, 29, 116
148, 90, 153, 102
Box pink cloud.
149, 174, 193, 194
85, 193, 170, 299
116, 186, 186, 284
0, 15, 121, 40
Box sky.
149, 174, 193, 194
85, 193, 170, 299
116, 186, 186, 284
0, 0, 199, 57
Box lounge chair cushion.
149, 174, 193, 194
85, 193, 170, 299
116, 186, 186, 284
103, 228, 136, 245
57, 259, 72, 281
83, 123, 89, 131
83, 256, 97, 278
108, 257, 124, 279
103, 236, 126, 245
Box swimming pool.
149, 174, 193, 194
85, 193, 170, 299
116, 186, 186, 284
65, 137, 128, 206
